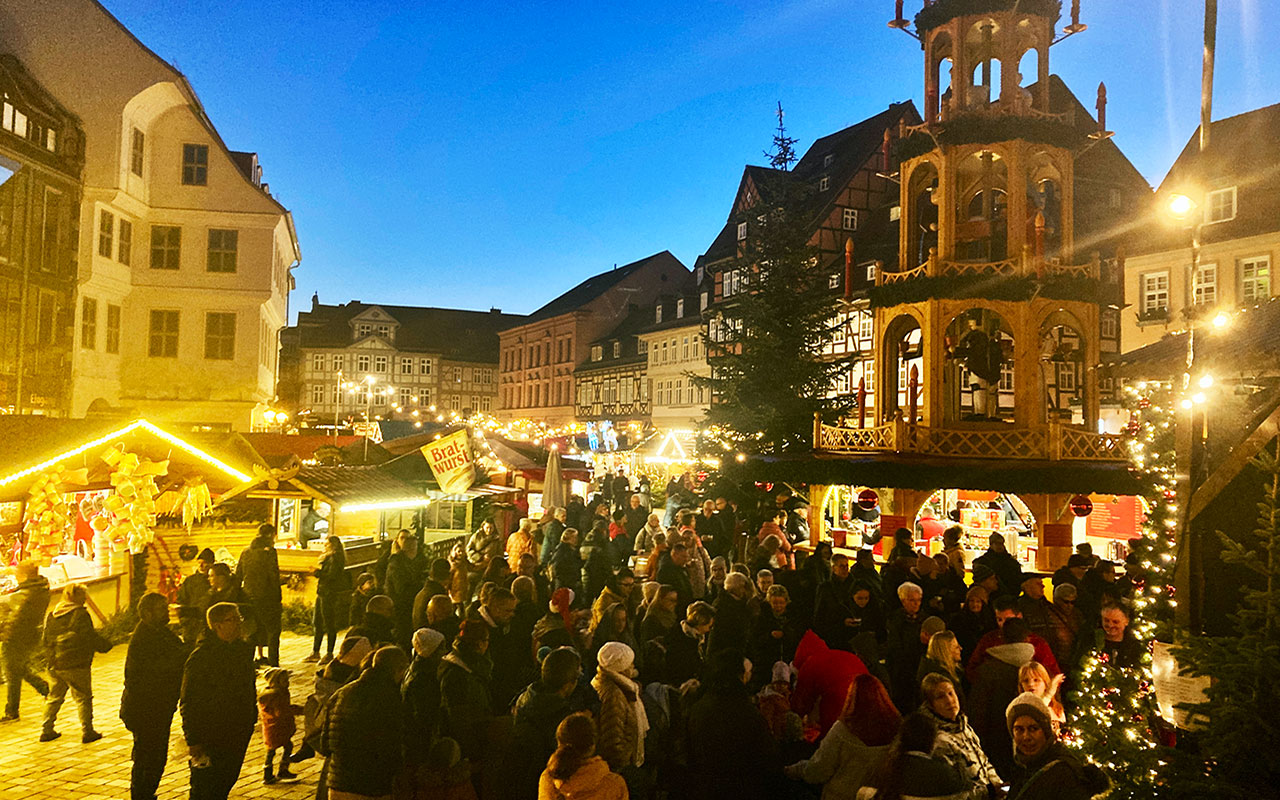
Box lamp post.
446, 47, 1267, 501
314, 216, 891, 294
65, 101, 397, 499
362, 375, 377, 462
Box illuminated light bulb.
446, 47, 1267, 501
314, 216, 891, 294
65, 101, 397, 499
1191, 392, 1206, 405
1180, 399, 1193, 410
1212, 311, 1230, 329
1198, 375, 1213, 389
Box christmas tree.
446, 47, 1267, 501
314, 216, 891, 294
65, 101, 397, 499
1066, 381, 1177, 799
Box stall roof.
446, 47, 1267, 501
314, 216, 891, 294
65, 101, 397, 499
729, 452, 1143, 496
239, 433, 387, 468
0, 417, 260, 501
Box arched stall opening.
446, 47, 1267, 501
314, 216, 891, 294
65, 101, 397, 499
1038, 311, 1087, 424
913, 489, 1037, 566
955, 150, 1009, 261
882, 314, 924, 424
906, 161, 940, 267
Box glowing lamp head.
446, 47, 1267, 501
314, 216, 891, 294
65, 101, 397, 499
1166, 193, 1196, 220
1198, 375, 1213, 389
1211, 312, 1230, 329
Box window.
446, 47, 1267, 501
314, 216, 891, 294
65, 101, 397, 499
863, 360, 875, 391
117, 219, 132, 265
859, 312, 873, 339
204, 312, 235, 360
843, 208, 859, 231
480, 396, 491, 412
737, 221, 747, 241
1056, 363, 1076, 391
356, 354, 370, 372
724, 268, 745, 297
1205, 187, 1236, 224
1140, 271, 1169, 315
420, 358, 434, 375
148, 310, 179, 357
400, 388, 412, 407
206, 229, 238, 273
823, 154, 834, 168
182, 143, 208, 185
818, 176, 830, 191
312, 354, 326, 371
1241, 256, 1271, 303
700, 291, 709, 311
332, 354, 344, 372
676, 298, 684, 318
1100, 310, 1118, 339
106, 304, 120, 354
130, 129, 145, 176
80, 297, 97, 349
150, 225, 181, 270
374, 355, 388, 373
312, 384, 325, 405
612, 341, 620, 359
682, 336, 690, 360
419, 389, 432, 406
832, 316, 846, 344
999, 364, 1015, 391
1192, 264, 1217, 306
655, 304, 663, 324
637, 339, 648, 355
374, 389, 386, 406
591, 345, 603, 362
400, 357, 414, 374
97, 210, 113, 258
377, 324, 391, 339
866, 263, 878, 282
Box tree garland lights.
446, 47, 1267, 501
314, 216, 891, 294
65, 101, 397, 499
1066, 380, 1177, 798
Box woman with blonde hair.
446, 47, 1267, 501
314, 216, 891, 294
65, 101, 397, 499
915, 631, 966, 706
538, 712, 628, 800
1015, 661, 1064, 732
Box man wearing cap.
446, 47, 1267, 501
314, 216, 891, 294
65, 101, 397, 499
1016, 576, 1055, 642
1043, 583, 1083, 666
1005, 693, 1108, 799
176, 550, 215, 644
1052, 553, 1091, 591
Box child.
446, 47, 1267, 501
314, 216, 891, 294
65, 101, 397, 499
417, 737, 478, 800
259, 668, 303, 784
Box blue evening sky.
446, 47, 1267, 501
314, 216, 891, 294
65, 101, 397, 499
102, 1, 1280, 319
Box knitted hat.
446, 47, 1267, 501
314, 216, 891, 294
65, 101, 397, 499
596, 641, 635, 674
1067, 553, 1092, 568
197, 547, 216, 563
1006, 691, 1056, 744
972, 564, 996, 584
456, 619, 489, 647
412, 628, 446, 658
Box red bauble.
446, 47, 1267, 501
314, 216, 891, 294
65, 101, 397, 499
857, 488, 879, 510
1069, 494, 1093, 517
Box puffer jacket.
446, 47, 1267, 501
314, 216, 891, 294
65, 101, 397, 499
592, 668, 642, 771
1007, 741, 1109, 800
43, 603, 111, 670
321, 667, 405, 796
920, 703, 1003, 794
506, 681, 573, 800
235, 538, 282, 607
788, 720, 891, 800
439, 650, 494, 762
537, 756, 628, 800
1, 573, 51, 648
180, 630, 256, 749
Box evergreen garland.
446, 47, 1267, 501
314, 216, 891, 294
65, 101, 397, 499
894, 114, 1082, 164
914, 0, 1062, 33
1065, 381, 1178, 799
865, 272, 1102, 309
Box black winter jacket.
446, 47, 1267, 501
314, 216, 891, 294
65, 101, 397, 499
235, 538, 282, 608
120, 618, 188, 732
180, 631, 256, 749
505, 681, 573, 800
322, 668, 405, 796
43, 605, 111, 670
1, 574, 50, 649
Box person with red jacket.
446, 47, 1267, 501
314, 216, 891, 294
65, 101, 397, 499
965, 594, 1060, 683
791, 629, 868, 736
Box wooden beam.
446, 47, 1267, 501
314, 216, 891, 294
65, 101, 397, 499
1189, 399, 1280, 520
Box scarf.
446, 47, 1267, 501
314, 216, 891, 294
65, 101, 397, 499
598, 667, 650, 767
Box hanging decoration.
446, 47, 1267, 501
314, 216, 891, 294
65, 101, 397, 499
1069, 493, 1094, 517
857, 488, 880, 510
22, 465, 87, 565
100, 444, 169, 555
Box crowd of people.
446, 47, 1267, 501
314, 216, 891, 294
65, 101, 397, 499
0, 480, 1146, 800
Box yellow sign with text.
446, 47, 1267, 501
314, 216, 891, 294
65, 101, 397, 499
420, 429, 475, 495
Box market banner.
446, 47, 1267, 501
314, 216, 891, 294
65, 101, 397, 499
420, 429, 475, 495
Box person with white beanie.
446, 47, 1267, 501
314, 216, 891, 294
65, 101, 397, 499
1004, 692, 1108, 800
592, 641, 650, 794
402, 628, 447, 764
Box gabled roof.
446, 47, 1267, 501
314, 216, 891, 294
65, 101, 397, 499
294, 302, 527, 363
522, 250, 689, 324
576, 305, 653, 373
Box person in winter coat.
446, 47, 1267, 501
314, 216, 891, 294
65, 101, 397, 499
591, 569, 639, 633
385, 529, 427, 648
181, 602, 257, 800
786, 673, 901, 800
664, 601, 714, 685
541, 508, 569, 565
258, 667, 303, 784
320, 646, 410, 798
420, 737, 479, 800
348, 572, 377, 631
507, 519, 538, 572
402, 628, 447, 763
308, 535, 351, 663
539, 712, 629, 800
581, 524, 615, 602
814, 554, 860, 649
507, 647, 583, 800
633, 514, 664, 558
639, 585, 678, 647
624, 495, 649, 541
347, 594, 397, 649
590, 604, 638, 669
914, 631, 966, 708
686, 649, 784, 800
471, 586, 535, 713
1005, 693, 1109, 800
467, 519, 503, 567
947, 587, 995, 665
552, 528, 586, 596
966, 619, 1035, 781
972, 533, 1023, 599
293, 635, 372, 766
885, 582, 926, 712
966, 595, 1060, 683
656, 543, 695, 618
176, 548, 215, 644
40, 583, 111, 742
440, 620, 495, 766
1042, 583, 1083, 668
850, 549, 883, 600
1016, 577, 1055, 644
752, 584, 803, 670
859, 711, 969, 800
919, 673, 1003, 798
792, 629, 869, 736
1, 560, 51, 721
592, 642, 649, 787
121, 592, 189, 799
708, 572, 752, 656
235, 524, 283, 666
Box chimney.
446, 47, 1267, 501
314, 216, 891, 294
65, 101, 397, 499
489, 307, 502, 314
311, 292, 319, 311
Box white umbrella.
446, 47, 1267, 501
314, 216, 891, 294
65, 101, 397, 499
542, 447, 566, 511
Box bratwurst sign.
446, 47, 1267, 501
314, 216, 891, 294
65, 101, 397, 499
420, 429, 475, 495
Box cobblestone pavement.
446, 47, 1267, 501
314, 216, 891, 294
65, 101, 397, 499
0, 632, 325, 800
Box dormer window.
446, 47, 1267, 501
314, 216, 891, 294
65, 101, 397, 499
655, 304, 663, 324
376, 324, 391, 340
819, 176, 830, 191
612, 341, 620, 358
356, 323, 371, 339
823, 154, 834, 168
737, 221, 747, 241
1205, 187, 1237, 224
591, 345, 603, 362
676, 299, 685, 318
695, 266, 704, 284
700, 291, 709, 311
843, 208, 859, 231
